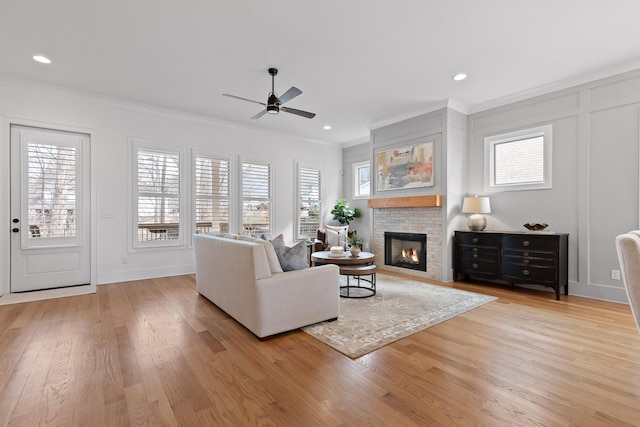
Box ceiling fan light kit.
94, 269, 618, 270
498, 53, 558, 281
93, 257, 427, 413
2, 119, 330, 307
223, 67, 316, 120
267, 92, 279, 114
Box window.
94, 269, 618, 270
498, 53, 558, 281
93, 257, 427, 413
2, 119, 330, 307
485, 125, 552, 192
353, 161, 370, 198
296, 163, 322, 240
194, 154, 230, 235
242, 160, 271, 237
134, 142, 184, 247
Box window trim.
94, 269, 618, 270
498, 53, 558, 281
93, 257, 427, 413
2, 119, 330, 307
484, 124, 553, 193
352, 160, 370, 199
295, 160, 323, 241
131, 139, 186, 249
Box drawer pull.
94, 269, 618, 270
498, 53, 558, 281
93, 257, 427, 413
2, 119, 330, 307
473, 254, 478, 259
523, 252, 529, 257
472, 247, 478, 252
522, 269, 530, 276
472, 263, 478, 269
522, 240, 530, 247
523, 259, 529, 265
472, 237, 478, 243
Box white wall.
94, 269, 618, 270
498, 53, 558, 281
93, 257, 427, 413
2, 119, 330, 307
0, 77, 342, 292
467, 69, 640, 302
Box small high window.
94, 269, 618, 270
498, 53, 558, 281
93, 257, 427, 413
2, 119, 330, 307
485, 125, 552, 192
353, 161, 370, 198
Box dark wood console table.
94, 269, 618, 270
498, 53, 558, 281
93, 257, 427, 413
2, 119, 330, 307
453, 230, 569, 300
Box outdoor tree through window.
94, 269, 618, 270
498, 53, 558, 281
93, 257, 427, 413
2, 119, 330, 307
27, 143, 77, 238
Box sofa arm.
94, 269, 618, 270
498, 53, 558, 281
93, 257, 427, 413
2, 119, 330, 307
254, 264, 340, 337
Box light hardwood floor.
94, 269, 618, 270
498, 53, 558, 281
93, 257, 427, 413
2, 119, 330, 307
1, 273, 639, 426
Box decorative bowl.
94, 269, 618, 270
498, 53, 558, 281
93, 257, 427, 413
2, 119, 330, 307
523, 222, 549, 231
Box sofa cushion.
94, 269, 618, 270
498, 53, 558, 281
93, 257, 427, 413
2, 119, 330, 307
269, 233, 285, 247
236, 235, 284, 274
271, 237, 309, 272
325, 225, 349, 247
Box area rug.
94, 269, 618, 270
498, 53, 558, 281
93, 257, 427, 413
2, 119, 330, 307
302, 274, 497, 358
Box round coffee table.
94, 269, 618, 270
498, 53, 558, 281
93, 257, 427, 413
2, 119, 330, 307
312, 251, 376, 298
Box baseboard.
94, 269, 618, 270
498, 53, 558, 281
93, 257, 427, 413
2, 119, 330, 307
98, 264, 195, 285
0, 283, 96, 305
569, 280, 629, 304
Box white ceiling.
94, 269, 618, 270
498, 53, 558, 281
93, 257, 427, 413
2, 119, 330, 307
1, 1, 640, 145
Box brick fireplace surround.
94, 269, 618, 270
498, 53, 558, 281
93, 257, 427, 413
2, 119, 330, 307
369, 196, 443, 281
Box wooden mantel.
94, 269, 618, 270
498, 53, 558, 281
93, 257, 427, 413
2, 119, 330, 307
367, 195, 443, 209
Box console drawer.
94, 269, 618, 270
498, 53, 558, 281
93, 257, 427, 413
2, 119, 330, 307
456, 232, 501, 247
502, 263, 556, 283
459, 260, 501, 278
459, 247, 500, 261
502, 251, 556, 267
502, 235, 555, 253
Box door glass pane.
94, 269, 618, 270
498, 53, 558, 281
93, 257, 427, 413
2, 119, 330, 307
27, 143, 76, 238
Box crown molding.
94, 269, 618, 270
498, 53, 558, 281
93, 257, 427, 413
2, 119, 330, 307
468, 60, 640, 114
0, 74, 335, 146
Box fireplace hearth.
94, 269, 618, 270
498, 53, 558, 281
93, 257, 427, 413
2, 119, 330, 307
384, 232, 427, 272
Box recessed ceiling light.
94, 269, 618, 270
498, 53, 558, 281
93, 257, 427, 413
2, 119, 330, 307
453, 73, 467, 81
323, 125, 332, 130
33, 55, 52, 64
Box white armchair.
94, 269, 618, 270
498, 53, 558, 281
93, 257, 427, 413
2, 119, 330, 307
615, 231, 640, 333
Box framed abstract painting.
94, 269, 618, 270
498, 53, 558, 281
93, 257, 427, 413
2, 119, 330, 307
376, 140, 435, 191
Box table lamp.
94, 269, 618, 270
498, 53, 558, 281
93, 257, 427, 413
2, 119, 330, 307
462, 196, 491, 231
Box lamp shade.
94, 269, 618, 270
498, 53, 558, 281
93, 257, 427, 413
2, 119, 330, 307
462, 196, 491, 214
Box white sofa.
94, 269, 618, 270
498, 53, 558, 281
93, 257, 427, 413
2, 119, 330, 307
193, 233, 340, 339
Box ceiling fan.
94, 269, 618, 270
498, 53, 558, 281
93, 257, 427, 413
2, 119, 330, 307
223, 68, 316, 120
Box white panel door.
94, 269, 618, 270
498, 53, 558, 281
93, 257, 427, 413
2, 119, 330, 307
10, 125, 91, 292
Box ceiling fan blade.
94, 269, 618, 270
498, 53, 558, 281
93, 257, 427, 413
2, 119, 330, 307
278, 87, 302, 104
250, 109, 268, 120
223, 93, 266, 106
281, 106, 316, 119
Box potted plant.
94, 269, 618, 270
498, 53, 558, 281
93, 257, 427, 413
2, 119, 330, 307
331, 198, 361, 225
347, 232, 366, 256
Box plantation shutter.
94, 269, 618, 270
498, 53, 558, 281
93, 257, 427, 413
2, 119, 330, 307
137, 148, 181, 241
195, 155, 230, 234
297, 166, 321, 240
242, 161, 271, 237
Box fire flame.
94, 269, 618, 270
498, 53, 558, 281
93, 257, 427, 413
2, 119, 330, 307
401, 248, 420, 263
